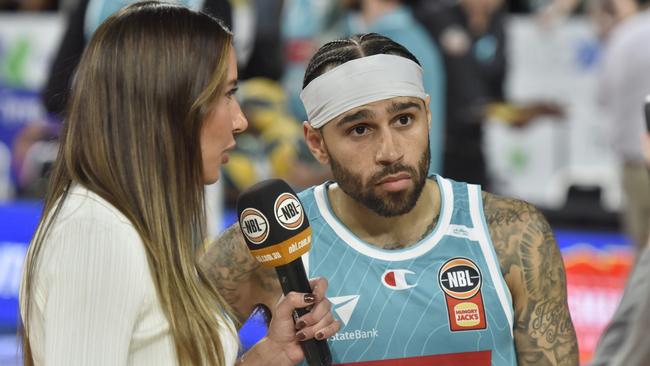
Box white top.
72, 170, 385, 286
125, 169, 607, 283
20, 185, 239, 365
598, 9, 650, 163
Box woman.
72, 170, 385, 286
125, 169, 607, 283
19, 2, 337, 365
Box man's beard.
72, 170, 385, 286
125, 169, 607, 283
328, 144, 430, 217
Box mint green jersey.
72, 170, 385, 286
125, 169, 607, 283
297, 176, 517, 365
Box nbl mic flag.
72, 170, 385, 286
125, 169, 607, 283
237, 179, 332, 366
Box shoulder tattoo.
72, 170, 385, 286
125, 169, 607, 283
483, 192, 578, 366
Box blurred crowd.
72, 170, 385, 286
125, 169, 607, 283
2, 0, 650, 250
3, 1, 650, 364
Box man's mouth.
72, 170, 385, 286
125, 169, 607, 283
376, 172, 412, 192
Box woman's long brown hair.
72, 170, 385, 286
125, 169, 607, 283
21, 2, 236, 364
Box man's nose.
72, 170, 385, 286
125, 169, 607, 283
375, 128, 403, 165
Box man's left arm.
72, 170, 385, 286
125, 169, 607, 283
483, 193, 579, 366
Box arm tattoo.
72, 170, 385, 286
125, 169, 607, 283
198, 224, 281, 322
483, 192, 578, 366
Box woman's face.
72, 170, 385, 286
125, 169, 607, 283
200, 46, 248, 184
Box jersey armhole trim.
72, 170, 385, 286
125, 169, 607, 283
468, 184, 515, 335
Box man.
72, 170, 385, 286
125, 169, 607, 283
339, 0, 446, 176
591, 54, 650, 366
584, 2, 650, 360
200, 34, 578, 365
591, 0, 650, 253
591, 96, 650, 365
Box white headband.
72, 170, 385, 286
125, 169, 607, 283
300, 54, 427, 129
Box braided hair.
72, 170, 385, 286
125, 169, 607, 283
302, 33, 421, 89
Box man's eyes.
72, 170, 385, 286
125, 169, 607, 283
349, 125, 369, 136
396, 114, 414, 125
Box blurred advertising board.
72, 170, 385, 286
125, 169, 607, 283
556, 229, 633, 364
0, 201, 41, 332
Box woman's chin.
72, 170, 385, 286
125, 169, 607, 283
202, 171, 220, 185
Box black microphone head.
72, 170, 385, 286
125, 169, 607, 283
236, 179, 311, 268
239, 180, 332, 365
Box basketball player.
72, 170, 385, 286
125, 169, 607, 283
199, 33, 578, 365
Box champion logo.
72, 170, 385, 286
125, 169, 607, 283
329, 295, 360, 326
381, 269, 417, 290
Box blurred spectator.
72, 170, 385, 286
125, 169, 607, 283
589, 0, 638, 39
591, 241, 650, 366
0, 0, 59, 11
589, 2, 650, 363
0, 139, 12, 199
593, 0, 650, 252
414, 0, 563, 190
534, 0, 580, 25
413, 0, 506, 189
42, 0, 232, 118
535, 0, 636, 26
11, 0, 229, 197
280, 0, 341, 120
41, 0, 282, 113
221, 78, 330, 207
12, 0, 287, 197
235, 0, 285, 82
591, 92, 650, 366
643, 133, 650, 171
11, 120, 59, 197
340, 0, 446, 176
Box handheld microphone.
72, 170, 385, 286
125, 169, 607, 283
236, 179, 332, 366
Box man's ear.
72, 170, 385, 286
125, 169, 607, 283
303, 121, 330, 165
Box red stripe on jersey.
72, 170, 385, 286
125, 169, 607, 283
335, 350, 491, 366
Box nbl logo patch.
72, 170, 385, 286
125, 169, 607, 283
274, 193, 304, 230
239, 208, 269, 245
438, 257, 487, 331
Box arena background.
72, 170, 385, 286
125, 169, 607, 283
0, 10, 633, 366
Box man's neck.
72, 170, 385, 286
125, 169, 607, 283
327, 179, 441, 249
